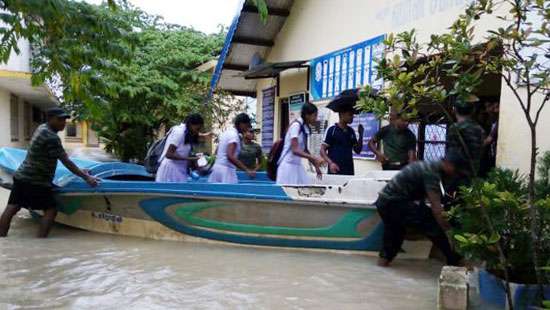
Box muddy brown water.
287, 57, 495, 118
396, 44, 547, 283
0, 189, 443, 309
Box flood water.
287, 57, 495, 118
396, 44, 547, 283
0, 188, 443, 309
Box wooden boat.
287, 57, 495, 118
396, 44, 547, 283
0, 147, 431, 257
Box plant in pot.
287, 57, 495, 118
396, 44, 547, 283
448, 159, 550, 309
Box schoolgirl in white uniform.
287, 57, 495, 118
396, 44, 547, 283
276, 103, 324, 185
156, 114, 205, 183
208, 113, 256, 184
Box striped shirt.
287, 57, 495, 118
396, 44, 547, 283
379, 160, 443, 201
14, 124, 67, 187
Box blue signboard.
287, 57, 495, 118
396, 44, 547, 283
350, 113, 380, 159
261, 86, 276, 152
309, 35, 385, 101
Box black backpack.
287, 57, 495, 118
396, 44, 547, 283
144, 127, 173, 174
266, 121, 308, 181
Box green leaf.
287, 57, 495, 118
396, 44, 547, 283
251, 0, 269, 24
454, 235, 468, 243
488, 233, 500, 244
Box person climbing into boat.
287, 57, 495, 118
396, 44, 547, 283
320, 90, 364, 175
374, 152, 466, 267
0, 107, 99, 238
276, 102, 325, 185
368, 110, 417, 170
156, 113, 208, 183
238, 128, 263, 171
208, 113, 256, 184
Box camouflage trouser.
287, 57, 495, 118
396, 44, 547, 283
375, 197, 461, 265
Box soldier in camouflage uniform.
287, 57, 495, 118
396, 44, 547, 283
0, 107, 99, 238
446, 96, 485, 179
375, 153, 466, 267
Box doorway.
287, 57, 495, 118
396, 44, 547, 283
279, 98, 289, 139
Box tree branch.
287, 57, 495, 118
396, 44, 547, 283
502, 71, 530, 120
534, 92, 549, 125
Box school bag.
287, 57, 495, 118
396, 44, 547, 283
266, 120, 308, 181
144, 127, 174, 174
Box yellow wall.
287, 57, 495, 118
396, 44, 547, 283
254, 0, 540, 174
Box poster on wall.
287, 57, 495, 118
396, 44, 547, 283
309, 34, 385, 101
308, 106, 331, 157
261, 86, 276, 152
288, 92, 306, 123
350, 113, 380, 160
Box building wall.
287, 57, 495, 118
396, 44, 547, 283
0, 38, 31, 73
59, 121, 104, 151
0, 88, 38, 148
497, 86, 550, 174
255, 0, 540, 174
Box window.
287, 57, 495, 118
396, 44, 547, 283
410, 122, 447, 161
24, 102, 32, 140
423, 124, 447, 161
10, 95, 19, 142
65, 122, 82, 142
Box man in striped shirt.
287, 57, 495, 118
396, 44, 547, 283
0, 107, 98, 238
375, 153, 466, 267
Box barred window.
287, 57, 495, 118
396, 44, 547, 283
409, 122, 447, 161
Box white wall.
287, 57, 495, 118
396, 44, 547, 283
0, 89, 31, 148
0, 38, 31, 73
497, 85, 550, 174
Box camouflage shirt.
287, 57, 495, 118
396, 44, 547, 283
379, 160, 443, 202
446, 119, 485, 176
14, 124, 67, 187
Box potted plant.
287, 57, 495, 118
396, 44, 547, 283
448, 156, 550, 309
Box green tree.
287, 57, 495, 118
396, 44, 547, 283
0, 0, 136, 105
70, 6, 226, 161
1, 1, 232, 162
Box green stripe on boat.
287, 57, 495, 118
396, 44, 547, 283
174, 202, 373, 238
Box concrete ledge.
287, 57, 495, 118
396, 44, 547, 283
438, 266, 469, 310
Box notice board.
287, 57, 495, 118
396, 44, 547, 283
261, 86, 275, 152
288, 92, 306, 124
309, 34, 385, 101
350, 113, 380, 160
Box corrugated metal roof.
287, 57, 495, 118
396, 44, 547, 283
209, 0, 295, 98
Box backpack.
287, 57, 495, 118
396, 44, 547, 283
144, 128, 173, 174
266, 121, 308, 181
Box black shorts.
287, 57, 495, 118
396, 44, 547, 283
7, 178, 57, 210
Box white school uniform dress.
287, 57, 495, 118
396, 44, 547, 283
276, 118, 312, 185
208, 127, 241, 184
155, 123, 191, 183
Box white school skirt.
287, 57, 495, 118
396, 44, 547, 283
208, 164, 238, 184
155, 160, 188, 183
276, 161, 311, 185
